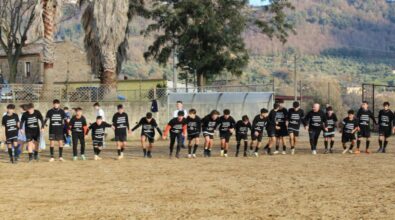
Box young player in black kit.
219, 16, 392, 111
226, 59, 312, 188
265, 104, 280, 156
274, 101, 288, 155
303, 103, 327, 155
235, 115, 251, 157
2, 104, 20, 163
287, 101, 304, 155
250, 108, 270, 157
218, 109, 236, 157
20, 103, 44, 162
131, 112, 162, 158
69, 107, 88, 160
201, 110, 220, 157
87, 116, 113, 160
185, 109, 201, 158
44, 99, 66, 162
112, 104, 130, 160
356, 101, 377, 154
340, 110, 359, 154
163, 111, 187, 158
377, 102, 394, 153
323, 106, 338, 154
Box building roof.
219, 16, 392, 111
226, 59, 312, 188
0, 40, 84, 58
0, 42, 43, 57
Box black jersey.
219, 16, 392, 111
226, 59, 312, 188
356, 108, 376, 128
235, 120, 251, 135
88, 122, 112, 142
20, 110, 44, 133
45, 108, 66, 134
201, 115, 219, 133
275, 108, 288, 126
2, 113, 19, 138
342, 117, 359, 134
166, 118, 187, 134
378, 109, 394, 128
132, 117, 162, 136
69, 116, 87, 133
266, 110, 277, 130
217, 116, 236, 133
287, 108, 304, 130
252, 115, 267, 133
325, 113, 338, 132
185, 116, 201, 136
112, 112, 130, 136
303, 110, 326, 130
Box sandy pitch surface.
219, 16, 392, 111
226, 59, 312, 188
0, 139, 395, 220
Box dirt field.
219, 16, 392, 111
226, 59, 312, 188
0, 137, 395, 220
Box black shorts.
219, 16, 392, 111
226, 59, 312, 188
357, 127, 371, 138
266, 128, 276, 138
6, 137, 18, 144
251, 132, 263, 142
342, 133, 356, 143
49, 133, 64, 141
142, 134, 155, 143
288, 128, 300, 137
203, 132, 214, 140
220, 132, 232, 143
187, 133, 200, 141
236, 134, 248, 142
379, 127, 392, 138
323, 131, 335, 138
93, 141, 104, 147
275, 125, 288, 137
25, 131, 40, 142
115, 135, 127, 142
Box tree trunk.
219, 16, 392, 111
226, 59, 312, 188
41, 0, 56, 101
100, 70, 117, 100
42, 63, 55, 101
197, 72, 205, 92
7, 59, 18, 83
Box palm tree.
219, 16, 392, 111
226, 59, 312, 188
80, 0, 146, 96
41, 0, 62, 96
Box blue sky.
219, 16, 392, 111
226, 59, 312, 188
249, 0, 269, 6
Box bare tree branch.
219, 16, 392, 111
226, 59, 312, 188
0, 0, 41, 82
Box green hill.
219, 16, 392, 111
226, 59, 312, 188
56, 1, 395, 87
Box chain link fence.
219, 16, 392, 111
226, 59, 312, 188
0, 83, 274, 103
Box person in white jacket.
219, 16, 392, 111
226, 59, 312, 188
173, 101, 187, 118
172, 101, 187, 148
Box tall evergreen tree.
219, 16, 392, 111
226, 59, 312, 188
143, 0, 294, 88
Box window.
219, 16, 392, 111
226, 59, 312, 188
25, 62, 31, 77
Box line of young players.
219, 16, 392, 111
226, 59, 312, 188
1, 100, 131, 163
1, 99, 392, 163
161, 100, 392, 157
272, 100, 393, 155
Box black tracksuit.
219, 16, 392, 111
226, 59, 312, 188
69, 116, 88, 157
303, 110, 327, 151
